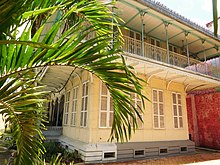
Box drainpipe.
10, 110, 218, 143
164, 22, 169, 64
141, 12, 145, 56
185, 32, 190, 66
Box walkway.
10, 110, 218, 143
95, 149, 220, 165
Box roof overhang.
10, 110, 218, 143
124, 53, 220, 92
115, 0, 220, 61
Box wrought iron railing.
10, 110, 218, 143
122, 36, 220, 79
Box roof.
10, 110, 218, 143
138, 0, 220, 39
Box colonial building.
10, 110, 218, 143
41, 0, 220, 163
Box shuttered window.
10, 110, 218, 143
130, 92, 143, 129
172, 93, 183, 128
64, 91, 70, 125
152, 89, 164, 128
71, 86, 78, 126
80, 81, 89, 127
99, 83, 114, 128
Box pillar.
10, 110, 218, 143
164, 22, 170, 63
140, 12, 145, 56
185, 32, 190, 66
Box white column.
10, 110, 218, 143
185, 32, 190, 66
164, 22, 170, 63
141, 12, 145, 56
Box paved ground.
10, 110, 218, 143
96, 149, 220, 165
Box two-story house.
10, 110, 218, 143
41, 0, 220, 163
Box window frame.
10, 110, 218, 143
99, 82, 114, 128
130, 92, 144, 129
80, 81, 89, 127
152, 89, 165, 129
169, 44, 178, 53
71, 86, 79, 126
63, 90, 71, 125
172, 92, 183, 129
150, 37, 161, 47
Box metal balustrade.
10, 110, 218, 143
122, 36, 220, 79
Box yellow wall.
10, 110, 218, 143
90, 75, 188, 143
57, 70, 189, 144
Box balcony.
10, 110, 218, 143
122, 36, 220, 79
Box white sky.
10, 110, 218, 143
155, 0, 220, 28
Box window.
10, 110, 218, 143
150, 38, 161, 61
129, 30, 141, 55
152, 89, 164, 129
71, 86, 78, 126
172, 93, 183, 128
99, 83, 114, 128
64, 91, 70, 125
80, 81, 89, 127
130, 93, 143, 129
169, 44, 177, 53
151, 38, 160, 47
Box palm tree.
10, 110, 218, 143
1, 0, 219, 164
0, 0, 146, 164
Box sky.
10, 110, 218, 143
155, 0, 220, 28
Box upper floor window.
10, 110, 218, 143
80, 81, 89, 127
152, 89, 164, 129
99, 83, 114, 128
172, 93, 183, 128
64, 91, 70, 125
129, 30, 141, 55
151, 38, 160, 47
169, 44, 177, 53
129, 30, 141, 40
71, 86, 78, 126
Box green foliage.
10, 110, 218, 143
43, 142, 64, 162
0, 0, 147, 164
1, 133, 16, 150
43, 142, 82, 164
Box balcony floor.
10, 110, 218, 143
124, 52, 220, 92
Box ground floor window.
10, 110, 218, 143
71, 86, 78, 126
64, 91, 70, 125
99, 83, 114, 128
152, 89, 164, 129
80, 81, 89, 127
172, 92, 183, 128
130, 92, 143, 129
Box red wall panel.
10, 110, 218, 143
187, 92, 220, 149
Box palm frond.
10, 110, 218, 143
0, 72, 48, 165
0, 0, 148, 164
